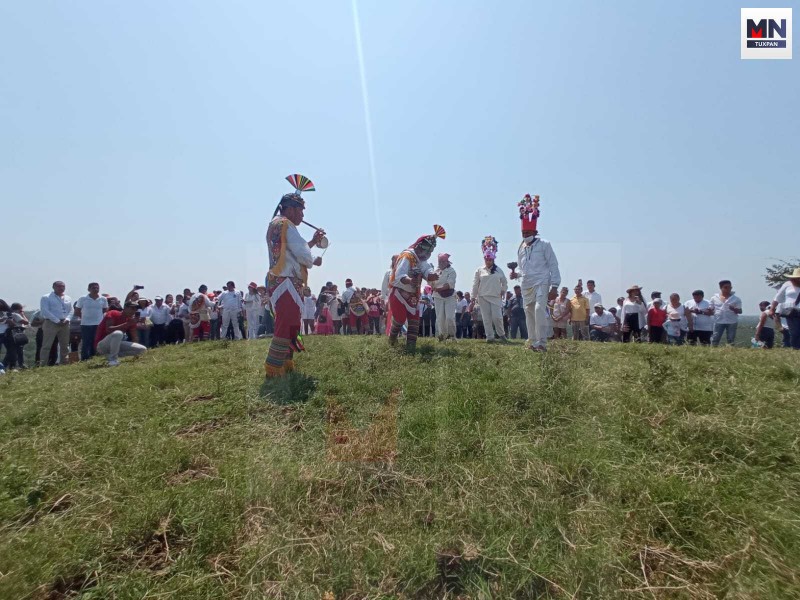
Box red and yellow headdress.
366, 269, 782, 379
412, 224, 446, 251
518, 194, 540, 233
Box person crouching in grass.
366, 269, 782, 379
95, 301, 147, 367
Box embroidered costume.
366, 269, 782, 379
387, 225, 446, 352
264, 175, 322, 377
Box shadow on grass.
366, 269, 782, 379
259, 372, 317, 405
415, 344, 461, 363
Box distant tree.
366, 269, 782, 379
764, 258, 800, 289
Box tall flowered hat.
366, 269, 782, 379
481, 236, 498, 260
518, 194, 540, 233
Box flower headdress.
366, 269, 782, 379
481, 236, 498, 260
518, 194, 540, 233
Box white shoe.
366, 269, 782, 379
108, 359, 120, 367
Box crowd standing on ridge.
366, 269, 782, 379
2, 181, 799, 373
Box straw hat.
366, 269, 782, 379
626, 284, 641, 294
788, 267, 800, 280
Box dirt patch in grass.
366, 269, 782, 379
40, 571, 98, 599
165, 455, 217, 485
327, 389, 400, 464
116, 514, 191, 574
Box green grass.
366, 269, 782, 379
1, 337, 799, 598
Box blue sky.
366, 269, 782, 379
1, 0, 798, 312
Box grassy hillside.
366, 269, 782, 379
1, 337, 798, 598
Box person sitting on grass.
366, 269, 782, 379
95, 301, 147, 367
589, 303, 615, 342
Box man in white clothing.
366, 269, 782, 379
709, 279, 742, 346
243, 282, 262, 339
684, 290, 714, 346
510, 194, 560, 352
589, 304, 615, 342
583, 280, 602, 308
40, 280, 72, 365
74, 282, 108, 360
433, 253, 457, 341
149, 296, 172, 347
217, 281, 243, 341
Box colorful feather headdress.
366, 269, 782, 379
413, 224, 446, 250
274, 173, 315, 217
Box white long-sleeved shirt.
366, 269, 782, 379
243, 291, 261, 313
40, 292, 72, 324
620, 299, 647, 329
774, 281, 800, 314
217, 290, 242, 312
472, 266, 508, 306
270, 219, 315, 278
517, 237, 560, 290
583, 290, 602, 308
392, 251, 433, 293
341, 287, 356, 304
150, 304, 172, 325
302, 296, 317, 320
433, 266, 457, 299
709, 293, 741, 325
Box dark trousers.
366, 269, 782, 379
460, 314, 473, 339
787, 316, 800, 350
166, 319, 185, 344
369, 316, 381, 335
760, 328, 775, 349
688, 330, 712, 346
509, 316, 527, 339
210, 319, 220, 340
3, 332, 24, 368
622, 314, 641, 343
422, 310, 436, 337
782, 328, 791, 348
150, 324, 166, 347
648, 325, 665, 344
590, 329, 610, 342
80, 325, 98, 360
35, 327, 58, 366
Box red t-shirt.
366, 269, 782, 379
95, 310, 137, 347
648, 307, 667, 327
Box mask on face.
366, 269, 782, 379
524, 235, 535, 244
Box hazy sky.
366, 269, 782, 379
2, 1, 798, 312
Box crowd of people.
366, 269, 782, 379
2, 268, 798, 373
2, 182, 799, 374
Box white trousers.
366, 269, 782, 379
222, 310, 242, 340
96, 331, 147, 361
434, 296, 457, 338
246, 310, 260, 339
477, 298, 505, 340
523, 284, 549, 348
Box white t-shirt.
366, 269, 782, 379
683, 299, 713, 331
590, 311, 615, 328
218, 290, 242, 311
75, 295, 108, 326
